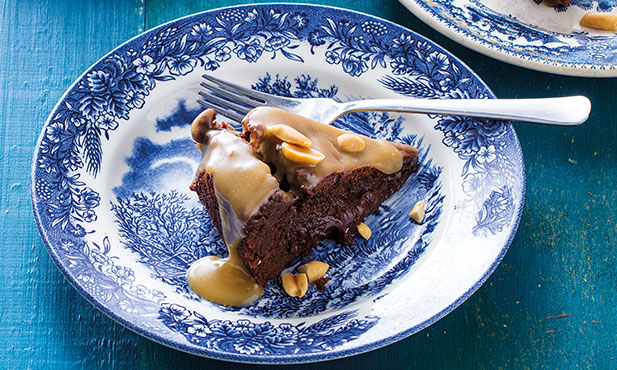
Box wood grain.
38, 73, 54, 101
1, 0, 615, 368
0, 0, 145, 368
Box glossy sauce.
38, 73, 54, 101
199, 129, 279, 243
187, 241, 263, 307
187, 110, 276, 306
243, 106, 403, 190
187, 107, 404, 307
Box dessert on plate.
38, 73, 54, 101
187, 106, 419, 306
540, 0, 570, 7
540, 0, 617, 32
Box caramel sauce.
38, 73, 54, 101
187, 107, 404, 307
200, 129, 279, 243
186, 110, 276, 306
187, 241, 263, 307
243, 107, 403, 190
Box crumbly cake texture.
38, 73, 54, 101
190, 108, 419, 286
543, 0, 570, 6
192, 149, 418, 285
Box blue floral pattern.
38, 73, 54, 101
160, 306, 377, 355
32, 4, 524, 362
34, 3, 516, 236
111, 74, 444, 318
35, 8, 308, 236
60, 236, 166, 315
373, 42, 514, 234
433, 112, 517, 235
406, 0, 617, 74
110, 191, 219, 297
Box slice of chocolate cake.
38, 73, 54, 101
187, 107, 419, 306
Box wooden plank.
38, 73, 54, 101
144, 0, 393, 30
0, 0, 145, 368
1, 0, 615, 368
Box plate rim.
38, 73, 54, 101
30, 2, 526, 363
399, 0, 617, 78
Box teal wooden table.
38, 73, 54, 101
2, 0, 616, 368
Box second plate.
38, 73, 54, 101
400, 0, 617, 77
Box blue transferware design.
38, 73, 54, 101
473, 186, 516, 236
401, 0, 617, 75
532, 0, 617, 11
379, 75, 516, 235
59, 236, 167, 316
112, 138, 199, 199
111, 74, 445, 318
32, 4, 525, 363
159, 305, 377, 355
35, 3, 504, 236
155, 100, 205, 132
468, 5, 561, 45
35, 8, 307, 236
111, 191, 219, 297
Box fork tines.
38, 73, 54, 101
198, 74, 267, 124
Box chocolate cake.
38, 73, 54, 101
187, 107, 419, 306
542, 0, 570, 7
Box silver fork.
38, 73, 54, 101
198, 74, 591, 126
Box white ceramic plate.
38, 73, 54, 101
400, 0, 617, 77
31, 4, 524, 363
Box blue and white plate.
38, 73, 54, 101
31, 4, 524, 364
400, 0, 617, 77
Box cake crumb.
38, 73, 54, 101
542, 0, 570, 6
314, 277, 330, 291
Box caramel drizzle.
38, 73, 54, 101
243, 107, 403, 191
187, 107, 404, 307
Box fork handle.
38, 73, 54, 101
340, 96, 591, 125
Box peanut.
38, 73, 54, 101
298, 261, 329, 283
409, 200, 425, 224
281, 142, 325, 165
281, 272, 309, 297
268, 124, 312, 147
295, 273, 309, 297
191, 109, 216, 143
580, 12, 617, 32
357, 222, 372, 240
337, 133, 366, 152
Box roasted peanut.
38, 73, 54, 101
298, 261, 329, 283
357, 222, 372, 240
191, 109, 216, 143
337, 133, 366, 152
580, 12, 617, 31
281, 273, 298, 297
281, 142, 325, 165
409, 200, 425, 224
281, 272, 309, 297
269, 124, 312, 147
295, 273, 309, 297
